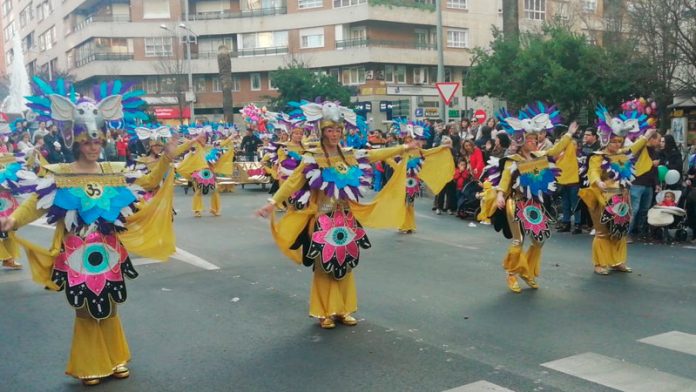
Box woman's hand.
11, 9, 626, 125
0, 216, 15, 232
596, 181, 607, 191
645, 128, 657, 140
496, 192, 506, 209
566, 121, 579, 137
255, 203, 275, 219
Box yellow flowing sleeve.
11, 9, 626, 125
9, 194, 61, 289
174, 139, 195, 157
496, 160, 514, 197
349, 160, 407, 229
419, 146, 455, 194
135, 155, 172, 191
271, 162, 308, 205
120, 171, 176, 260
213, 146, 236, 176
578, 155, 605, 210
546, 133, 572, 157
175, 144, 208, 180
587, 154, 603, 186
555, 141, 580, 185
366, 145, 407, 163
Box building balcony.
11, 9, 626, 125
185, 6, 287, 21
368, 0, 435, 11
335, 39, 436, 50
193, 47, 289, 59
74, 52, 134, 68
72, 15, 131, 34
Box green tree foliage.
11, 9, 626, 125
270, 61, 352, 110
465, 27, 662, 121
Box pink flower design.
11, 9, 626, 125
605, 195, 631, 225
515, 200, 550, 241
54, 233, 128, 296
311, 211, 366, 266
405, 175, 420, 199
0, 191, 18, 218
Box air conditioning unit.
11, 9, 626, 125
365, 70, 374, 80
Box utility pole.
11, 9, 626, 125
183, 0, 195, 124
436, 0, 445, 122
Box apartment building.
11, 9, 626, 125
0, 0, 504, 124
0, 0, 629, 124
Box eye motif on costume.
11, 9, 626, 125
514, 200, 552, 243
52, 233, 136, 319
601, 194, 631, 239
307, 211, 371, 279
0, 191, 18, 217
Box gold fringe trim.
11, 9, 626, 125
55, 174, 126, 188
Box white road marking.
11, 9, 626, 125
542, 352, 696, 392
442, 380, 515, 392
639, 331, 696, 357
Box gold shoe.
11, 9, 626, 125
2, 259, 22, 270
82, 378, 101, 386
210, 210, 221, 217
112, 366, 130, 379
611, 264, 632, 273
594, 266, 609, 275
193, 211, 202, 218
520, 275, 539, 289
338, 314, 358, 326
319, 318, 335, 329
506, 275, 521, 293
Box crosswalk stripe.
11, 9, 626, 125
639, 331, 696, 357
442, 380, 515, 392
542, 352, 696, 392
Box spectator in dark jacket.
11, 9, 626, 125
659, 134, 683, 175
241, 128, 262, 161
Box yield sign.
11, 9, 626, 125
435, 82, 460, 105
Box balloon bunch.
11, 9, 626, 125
240, 104, 269, 133
657, 165, 681, 186
621, 97, 658, 128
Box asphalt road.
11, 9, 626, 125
1, 186, 695, 392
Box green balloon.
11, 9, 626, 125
658, 165, 668, 182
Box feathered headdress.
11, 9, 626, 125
391, 118, 430, 141
496, 102, 562, 143
299, 99, 356, 131
25, 77, 147, 147
595, 103, 649, 146
135, 125, 172, 146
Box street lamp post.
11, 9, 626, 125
160, 23, 196, 125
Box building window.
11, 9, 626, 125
38, 27, 55, 51
19, 4, 34, 28
250, 73, 262, 91
2, 0, 12, 16
582, 0, 596, 12
333, 0, 366, 7
342, 66, 365, 86
384, 65, 395, 83
447, 29, 468, 48
159, 76, 178, 93
328, 68, 340, 82
213, 76, 240, 92
143, 0, 171, 19
268, 73, 277, 90
5, 49, 13, 65
524, 0, 545, 20
298, 0, 322, 9
232, 76, 241, 91
395, 65, 406, 83
3, 21, 15, 42
146, 77, 159, 93
300, 27, 324, 49
145, 37, 173, 57
239, 31, 288, 50
413, 66, 429, 84
446, 0, 467, 9
194, 76, 207, 93
384, 65, 406, 84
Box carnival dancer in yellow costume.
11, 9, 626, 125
176, 126, 235, 217
256, 100, 418, 329
386, 119, 454, 233
491, 103, 578, 293
0, 151, 39, 269
0, 77, 180, 385
579, 104, 655, 275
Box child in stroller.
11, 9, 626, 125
455, 159, 482, 219
647, 190, 689, 243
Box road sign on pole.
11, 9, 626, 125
435, 82, 460, 106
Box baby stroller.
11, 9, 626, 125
457, 180, 482, 219
647, 190, 689, 243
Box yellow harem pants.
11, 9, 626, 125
0, 232, 20, 261
309, 269, 357, 319
192, 184, 221, 215
66, 306, 130, 379
501, 198, 543, 278
588, 197, 627, 267
399, 204, 416, 231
